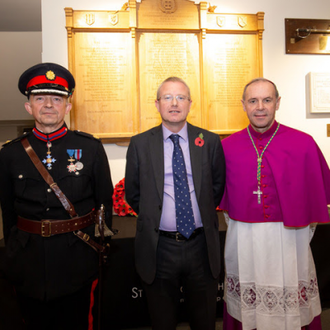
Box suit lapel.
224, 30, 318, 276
188, 123, 203, 201
149, 125, 164, 201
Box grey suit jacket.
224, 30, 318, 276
125, 123, 225, 284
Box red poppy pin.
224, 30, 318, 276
195, 133, 204, 147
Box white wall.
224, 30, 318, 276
0, 32, 42, 121
41, 0, 330, 186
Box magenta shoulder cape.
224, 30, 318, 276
220, 123, 330, 227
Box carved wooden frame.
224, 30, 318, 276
65, 0, 264, 142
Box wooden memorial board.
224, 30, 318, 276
65, 1, 264, 141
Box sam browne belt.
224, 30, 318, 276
17, 210, 95, 237
20, 137, 112, 330
20, 137, 111, 254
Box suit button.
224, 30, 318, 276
154, 228, 159, 233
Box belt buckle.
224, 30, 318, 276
41, 220, 51, 237
83, 233, 90, 241
175, 232, 186, 242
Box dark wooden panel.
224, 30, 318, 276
285, 18, 330, 55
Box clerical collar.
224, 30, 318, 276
248, 121, 279, 139
33, 125, 68, 142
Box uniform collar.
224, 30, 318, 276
33, 124, 68, 142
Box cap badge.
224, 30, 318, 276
46, 70, 56, 81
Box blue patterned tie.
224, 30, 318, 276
170, 134, 195, 238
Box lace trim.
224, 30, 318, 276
226, 275, 319, 315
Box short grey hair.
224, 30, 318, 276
156, 77, 191, 100
242, 78, 279, 100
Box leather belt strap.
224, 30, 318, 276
20, 137, 107, 254
159, 227, 204, 242
73, 230, 108, 253
17, 211, 95, 237
21, 137, 77, 218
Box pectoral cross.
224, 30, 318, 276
253, 186, 263, 204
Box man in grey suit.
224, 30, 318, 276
125, 77, 225, 330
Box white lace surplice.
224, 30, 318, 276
224, 216, 321, 330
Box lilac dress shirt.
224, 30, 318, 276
159, 123, 202, 232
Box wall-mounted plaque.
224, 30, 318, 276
309, 72, 330, 113
285, 18, 330, 55
65, 0, 264, 141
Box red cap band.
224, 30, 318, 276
26, 75, 69, 90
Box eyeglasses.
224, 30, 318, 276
158, 95, 190, 103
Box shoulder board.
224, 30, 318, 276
2, 132, 31, 148
74, 130, 100, 140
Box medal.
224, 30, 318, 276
67, 149, 77, 173
67, 163, 77, 172
75, 162, 84, 170
67, 149, 83, 173
33, 126, 68, 171
74, 149, 84, 170
42, 141, 56, 170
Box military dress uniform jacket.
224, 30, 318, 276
0, 127, 113, 301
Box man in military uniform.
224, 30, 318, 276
0, 63, 113, 330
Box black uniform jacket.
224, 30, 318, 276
0, 127, 113, 301
125, 123, 226, 284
